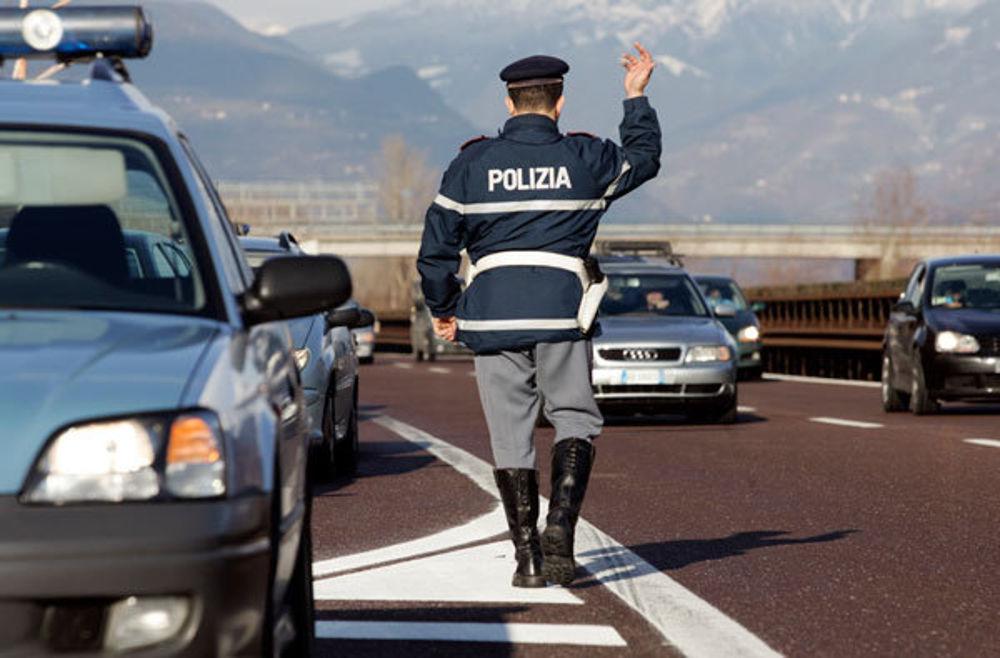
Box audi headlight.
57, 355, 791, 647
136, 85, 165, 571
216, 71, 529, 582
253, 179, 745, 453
935, 331, 980, 354
23, 411, 225, 505
293, 347, 311, 371
738, 325, 761, 343
686, 345, 732, 363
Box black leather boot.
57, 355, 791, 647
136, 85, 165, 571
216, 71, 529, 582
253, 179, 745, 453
494, 469, 546, 588
541, 438, 595, 586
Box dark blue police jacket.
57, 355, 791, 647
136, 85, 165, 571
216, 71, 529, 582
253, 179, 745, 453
418, 96, 662, 354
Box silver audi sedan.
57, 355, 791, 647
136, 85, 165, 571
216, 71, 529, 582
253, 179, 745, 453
592, 259, 739, 423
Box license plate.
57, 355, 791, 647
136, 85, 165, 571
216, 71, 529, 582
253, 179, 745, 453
623, 369, 673, 385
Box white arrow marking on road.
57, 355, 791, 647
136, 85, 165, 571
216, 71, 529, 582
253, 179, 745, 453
429, 366, 451, 374
313, 504, 506, 578
373, 415, 782, 658
315, 540, 581, 605
810, 416, 884, 429
316, 621, 626, 646
393, 362, 414, 370
964, 438, 1000, 449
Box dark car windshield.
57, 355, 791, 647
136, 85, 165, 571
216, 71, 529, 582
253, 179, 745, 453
600, 273, 709, 318
929, 264, 1000, 311
697, 278, 749, 311
0, 131, 206, 314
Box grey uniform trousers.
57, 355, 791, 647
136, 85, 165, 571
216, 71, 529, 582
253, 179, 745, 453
474, 339, 603, 470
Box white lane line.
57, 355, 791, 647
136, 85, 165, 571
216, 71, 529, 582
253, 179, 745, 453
737, 405, 757, 413
315, 540, 582, 605
393, 362, 414, 370
429, 366, 452, 374
810, 416, 884, 429
313, 505, 506, 578
374, 415, 781, 658
964, 439, 1000, 449
316, 621, 627, 647
763, 373, 881, 389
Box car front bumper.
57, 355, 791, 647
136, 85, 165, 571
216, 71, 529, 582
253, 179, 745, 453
736, 341, 763, 369
0, 496, 271, 657
592, 361, 736, 404
927, 354, 1000, 401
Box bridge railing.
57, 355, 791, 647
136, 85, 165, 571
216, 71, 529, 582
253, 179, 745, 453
747, 280, 907, 380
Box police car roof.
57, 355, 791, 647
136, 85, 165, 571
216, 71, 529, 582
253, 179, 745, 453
0, 78, 177, 141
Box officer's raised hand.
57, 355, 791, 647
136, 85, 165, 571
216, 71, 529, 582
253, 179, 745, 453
433, 316, 457, 342
622, 41, 655, 98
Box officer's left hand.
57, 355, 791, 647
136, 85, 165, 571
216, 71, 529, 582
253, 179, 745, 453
433, 316, 457, 342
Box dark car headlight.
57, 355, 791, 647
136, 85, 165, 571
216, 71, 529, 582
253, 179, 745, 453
22, 411, 226, 505
737, 325, 761, 343
686, 345, 733, 363
935, 331, 980, 354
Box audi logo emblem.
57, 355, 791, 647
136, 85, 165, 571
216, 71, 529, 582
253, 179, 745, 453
623, 349, 657, 361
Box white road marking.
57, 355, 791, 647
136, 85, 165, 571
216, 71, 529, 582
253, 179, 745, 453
316, 621, 627, 647
315, 540, 581, 605
763, 373, 881, 389
313, 505, 506, 578
964, 438, 1000, 449
810, 416, 884, 429
429, 366, 451, 374
373, 415, 782, 658
393, 362, 414, 370
737, 405, 757, 413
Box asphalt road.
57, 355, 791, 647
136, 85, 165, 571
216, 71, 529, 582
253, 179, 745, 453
311, 355, 1000, 657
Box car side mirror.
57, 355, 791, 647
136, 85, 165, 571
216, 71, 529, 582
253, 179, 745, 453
326, 307, 361, 330
714, 302, 738, 318
243, 255, 352, 326
356, 309, 376, 328
750, 301, 766, 313
893, 299, 917, 315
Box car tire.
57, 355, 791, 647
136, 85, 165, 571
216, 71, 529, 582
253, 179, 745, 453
335, 382, 359, 475
910, 360, 939, 415
413, 345, 425, 362
313, 393, 337, 481
881, 352, 909, 412
715, 393, 738, 424
688, 393, 738, 424
359, 355, 374, 365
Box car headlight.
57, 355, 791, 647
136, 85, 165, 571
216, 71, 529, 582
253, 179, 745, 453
354, 330, 376, 345
23, 411, 225, 505
738, 325, 761, 343
686, 345, 732, 363
293, 347, 311, 371
935, 331, 980, 354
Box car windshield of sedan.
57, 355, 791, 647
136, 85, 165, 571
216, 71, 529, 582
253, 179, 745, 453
929, 264, 1000, 311
698, 279, 748, 311
0, 131, 206, 314
600, 273, 709, 317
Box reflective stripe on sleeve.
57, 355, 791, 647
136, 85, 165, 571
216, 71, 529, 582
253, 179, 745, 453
434, 195, 607, 215
603, 160, 632, 199
457, 318, 580, 332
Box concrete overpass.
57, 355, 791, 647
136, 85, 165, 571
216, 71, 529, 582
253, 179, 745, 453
295, 224, 1000, 280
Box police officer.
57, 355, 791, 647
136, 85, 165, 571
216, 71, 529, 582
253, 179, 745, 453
417, 43, 661, 587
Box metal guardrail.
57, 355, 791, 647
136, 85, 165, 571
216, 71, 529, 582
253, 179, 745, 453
747, 280, 907, 380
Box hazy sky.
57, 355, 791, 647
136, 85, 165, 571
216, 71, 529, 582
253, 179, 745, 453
190, 0, 402, 32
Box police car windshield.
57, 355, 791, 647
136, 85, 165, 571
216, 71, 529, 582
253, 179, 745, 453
0, 131, 206, 315
929, 264, 1000, 311
697, 279, 748, 311
600, 273, 709, 318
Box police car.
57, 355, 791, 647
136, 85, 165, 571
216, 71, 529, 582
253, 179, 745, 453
0, 7, 346, 655
592, 245, 739, 423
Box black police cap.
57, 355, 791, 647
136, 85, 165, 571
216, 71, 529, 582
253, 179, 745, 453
499, 55, 569, 88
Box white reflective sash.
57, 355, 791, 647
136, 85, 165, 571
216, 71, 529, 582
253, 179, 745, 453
457, 318, 581, 332
460, 250, 606, 334
466, 250, 589, 289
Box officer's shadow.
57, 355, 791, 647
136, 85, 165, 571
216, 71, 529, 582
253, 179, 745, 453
573, 529, 857, 588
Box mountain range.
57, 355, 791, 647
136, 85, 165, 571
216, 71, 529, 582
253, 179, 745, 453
91, 0, 999, 223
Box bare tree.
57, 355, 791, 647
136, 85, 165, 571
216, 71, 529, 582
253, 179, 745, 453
374, 135, 439, 224
860, 167, 931, 229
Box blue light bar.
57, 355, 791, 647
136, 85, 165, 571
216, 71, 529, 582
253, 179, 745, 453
0, 6, 152, 61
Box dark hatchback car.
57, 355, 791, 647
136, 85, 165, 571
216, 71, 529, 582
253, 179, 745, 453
883, 255, 1000, 414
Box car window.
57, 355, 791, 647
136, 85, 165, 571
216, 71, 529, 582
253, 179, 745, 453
0, 130, 207, 315
928, 264, 1000, 311
697, 279, 748, 311
601, 273, 709, 317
